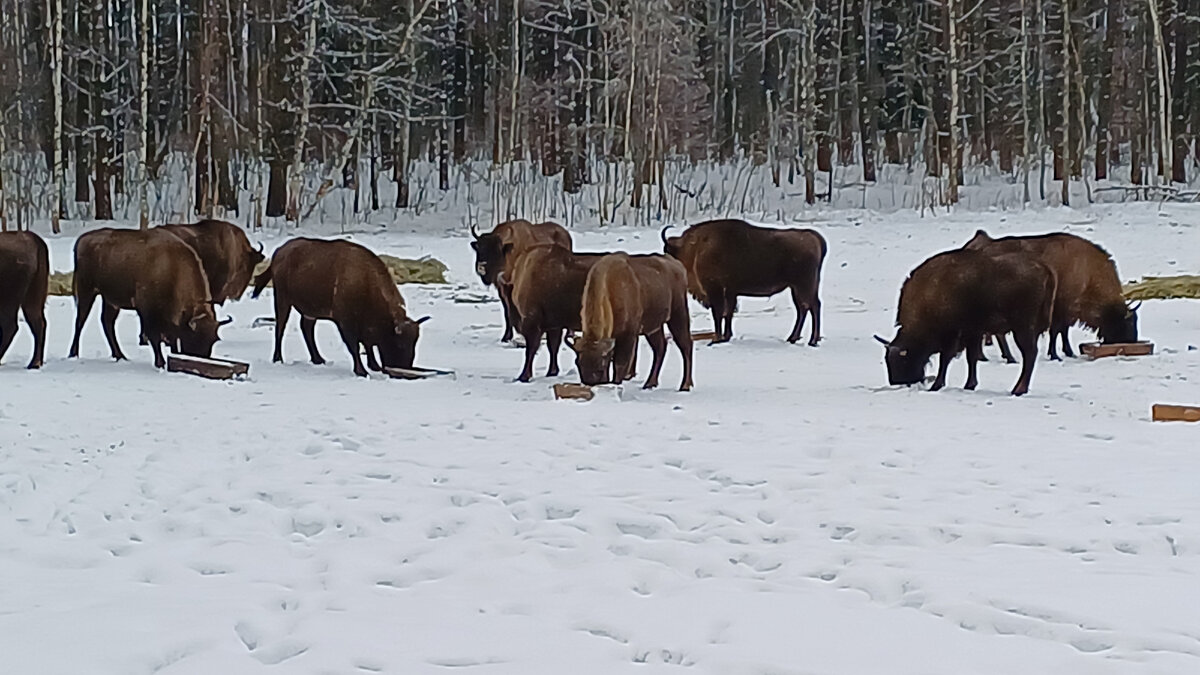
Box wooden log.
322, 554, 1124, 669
384, 366, 456, 380
1079, 341, 1155, 359
1152, 404, 1200, 423
553, 383, 594, 401
167, 354, 250, 380
690, 330, 718, 341
251, 316, 276, 328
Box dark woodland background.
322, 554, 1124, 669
1, 0, 1198, 231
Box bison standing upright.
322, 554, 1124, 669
158, 219, 265, 304
568, 253, 694, 391
662, 219, 826, 345
470, 219, 572, 342
876, 249, 1057, 397
0, 231, 49, 369
251, 238, 428, 377
507, 244, 606, 382
68, 228, 228, 368
963, 230, 1138, 359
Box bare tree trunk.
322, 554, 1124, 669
1035, 0, 1046, 200
1061, 0, 1071, 206
947, 0, 960, 205
286, 2, 318, 223
1147, 0, 1170, 182
1020, 0, 1031, 202
1095, 0, 1118, 181
803, 0, 817, 204
138, 0, 149, 228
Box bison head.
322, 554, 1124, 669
379, 315, 430, 369
661, 226, 684, 259
229, 242, 267, 302
1098, 301, 1140, 344
876, 334, 929, 387
178, 306, 230, 358
470, 230, 511, 286
567, 335, 616, 386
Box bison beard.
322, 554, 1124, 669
878, 249, 1057, 397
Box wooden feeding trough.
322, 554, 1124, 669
1079, 341, 1155, 359
1152, 404, 1200, 423
553, 383, 594, 401
690, 330, 718, 341
383, 366, 456, 380
167, 354, 250, 380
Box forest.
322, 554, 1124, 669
0, 0, 1197, 231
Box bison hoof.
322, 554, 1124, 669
311, 357, 326, 366
353, 367, 368, 377
965, 379, 978, 391
1011, 386, 1029, 396
642, 381, 659, 390
679, 382, 693, 392
929, 380, 945, 392
26, 361, 42, 370
517, 374, 532, 383
807, 338, 820, 347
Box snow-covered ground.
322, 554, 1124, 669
2, 204, 1199, 674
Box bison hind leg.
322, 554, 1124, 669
300, 317, 326, 365
0, 305, 18, 363
335, 324, 368, 377
102, 303, 128, 361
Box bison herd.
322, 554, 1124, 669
0, 218, 1139, 397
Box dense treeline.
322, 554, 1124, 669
0, 0, 1198, 232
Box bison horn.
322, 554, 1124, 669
565, 335, 577, 351
256, 242, 264, 254
873, 334, 891, 347
1128, 301, 1142, 312
660, 225, 673, 244
218, 317, 233, 326
470, 224, 480, 240
416, 315, 431, 325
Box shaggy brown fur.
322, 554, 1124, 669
0, 231, 49, 368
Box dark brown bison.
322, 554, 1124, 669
68, 228, 229, 368
875, 249, 1057, 397
251, 238, 428, 377
507, 244, 607, 382
0, 231, 49, 369
662, 219, 826, 345
963, 230, 1138, 360
567, 253, 694, 391
157, 220, 265, 304
470, 219, 572, 342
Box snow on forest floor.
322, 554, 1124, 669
2, 204, 1199, 674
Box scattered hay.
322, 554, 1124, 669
251, 254, 447, 287
49, 271, 73, 296
1123, 275, 1200, 301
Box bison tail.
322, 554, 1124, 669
1040, 271, 1059, 333
251, 264, 273, 299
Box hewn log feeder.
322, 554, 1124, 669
1079, 341, 1155, 359
167, 354, 250, 380
553, 383, 594, 401
1152, 404, 1200, 423
383, 366, 455, 380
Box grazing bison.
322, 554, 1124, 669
875, 249, 1057, 397
662, 219, 826, 345
470, 219, 572, 342
157, 219, 265, 304
963, 230, 1138, 360
251, 238, 428, 377
68, 228, 228, 368
567, 253, 694, 391
0, 231, 49, 369
507, 244, 606, 382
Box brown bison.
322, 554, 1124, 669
158, 220, 265, 304
0, 231, 49, 369
567, 253, 694, 391
251, 238, 428, 377
662, 219, 826, 345
507, 244, 607, 382
875, 249, 1057, 397
470, 219, 572, 342
68, 228, 229, 368
963, 230, 1138, 360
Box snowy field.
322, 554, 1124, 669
2, 204, 1199, 674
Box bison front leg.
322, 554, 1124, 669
705, 286, 728, 344
336, 324, 368, 377
101, 302, 128, 361
641, 331, 668, 390
498, 281, 516, 343
722, 292, 738, 341
1011, 330, 1039, 396
930, 347, 954, 391
996, 333, 1018, 364
545, 328, 564, 377
299, 316, 326, 365
1059, 329, 1076, 358
517, 322, 542, 382
363, 344, 382, 372
1046, 323, 1065, 361
964, 334, 983, 390
271, 294, 291, 363
667, 308, 694, 391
